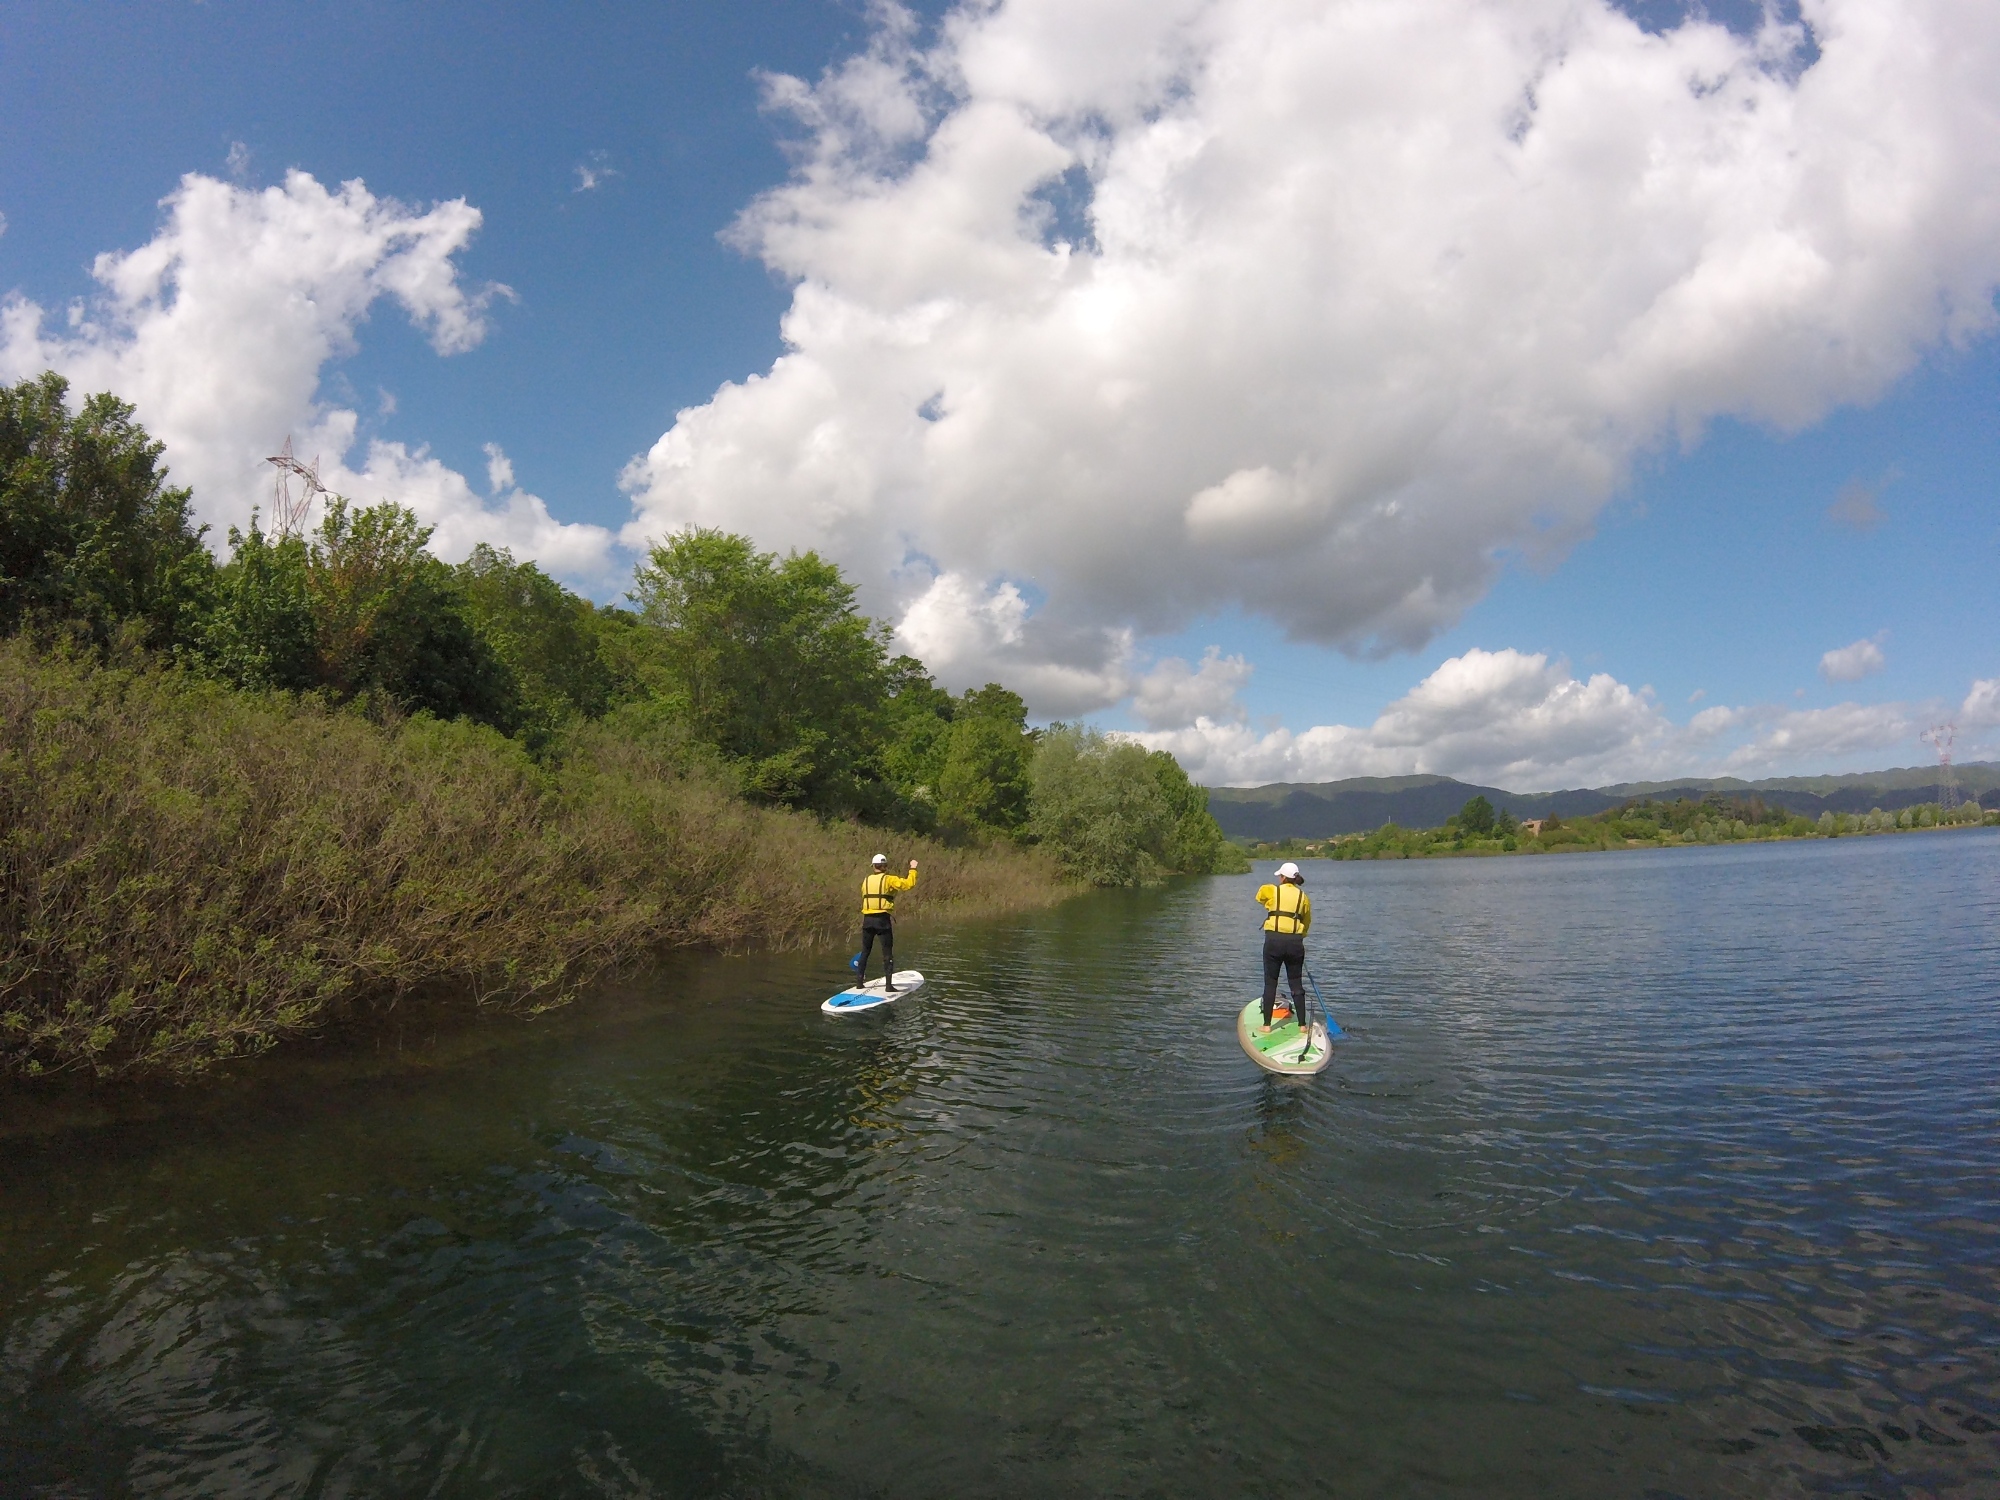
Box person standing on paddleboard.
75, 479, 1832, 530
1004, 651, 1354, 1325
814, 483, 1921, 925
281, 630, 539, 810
1256, 861, 1311, 1033
859, 853, 918, 991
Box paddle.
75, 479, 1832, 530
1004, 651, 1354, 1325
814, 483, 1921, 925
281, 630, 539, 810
1304, 965, 1344, 1044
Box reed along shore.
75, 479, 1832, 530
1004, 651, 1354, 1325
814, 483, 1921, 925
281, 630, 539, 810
0, 639, 1067, 1083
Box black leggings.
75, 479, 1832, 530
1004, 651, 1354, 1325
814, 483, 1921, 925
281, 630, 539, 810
1262, 933, 1304, 1024
859, 916, 895, 983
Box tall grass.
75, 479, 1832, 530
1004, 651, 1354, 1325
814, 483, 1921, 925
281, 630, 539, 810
0, 639, 1065, 1080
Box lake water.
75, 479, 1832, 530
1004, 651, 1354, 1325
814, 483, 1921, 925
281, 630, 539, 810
3, 832, 1998, 1498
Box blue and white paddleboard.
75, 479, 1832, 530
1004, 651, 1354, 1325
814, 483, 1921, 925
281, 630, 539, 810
822, 970, 926, 1015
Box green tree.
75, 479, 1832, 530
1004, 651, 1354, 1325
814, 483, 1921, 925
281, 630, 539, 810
307, 498, 517, 727
0, 372, 213, 650
1024, 726, 1240, 882
1458, 794, 1496, 835
629, 527, 890, 810
936, 684, 1033, 837
877, 655, 958, 825
1029, 725, 1173, 885
196, 522, 317, 691
198, 498, 517, 730
456, 543, 614, 746
1148, 750, 1247, 873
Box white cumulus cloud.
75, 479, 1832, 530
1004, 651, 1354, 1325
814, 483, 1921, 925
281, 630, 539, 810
1141, 647, 1699, 788
1719, 700, 1916, 773
1962, 677, 2000, 726
0, 170, 619, 582
621, 0, 2000, 710
1134, 645, 1961, 789
1820, 632, 1887, 682
1131, 647, 1253, 730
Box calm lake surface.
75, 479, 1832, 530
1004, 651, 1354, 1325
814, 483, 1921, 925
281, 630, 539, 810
4, 832, 1998, 1498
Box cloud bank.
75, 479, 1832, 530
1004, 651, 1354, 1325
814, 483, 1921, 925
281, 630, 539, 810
1135, 645, 1994, 791
622, 0, 2000, 705
0, 170, 618, 581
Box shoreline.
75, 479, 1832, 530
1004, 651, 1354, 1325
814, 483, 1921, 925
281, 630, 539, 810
1246, 812, 1997, 862
0, 898, 1077, 1140
0, 640, 1072, 1084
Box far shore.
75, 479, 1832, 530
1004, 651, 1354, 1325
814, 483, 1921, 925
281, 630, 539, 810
1242, 801, 1996, 862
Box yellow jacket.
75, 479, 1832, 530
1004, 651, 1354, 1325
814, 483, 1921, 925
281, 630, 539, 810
1256, 881, 1311, 935
861, 867, 917, 915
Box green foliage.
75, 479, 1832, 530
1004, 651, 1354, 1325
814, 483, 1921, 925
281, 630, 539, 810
937, 684, 1033, 837
1151, 749, 1249, 873
1315, 788, 1991, 860
1027, 726, 1240, 883
197, 500, 518, 729
875, 655, 957, 827
1029, 725, 1172, 885
0, 372, 214, 651
0, 636, 1064, 1079
456, 543, 616, 746
630, 527, 891, 811
195, 523, 317, 690
1458, 794, 1496, 835
306, 497, 517, 725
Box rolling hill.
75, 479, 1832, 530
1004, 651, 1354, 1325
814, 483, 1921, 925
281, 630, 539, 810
1205, 764, 2000, 841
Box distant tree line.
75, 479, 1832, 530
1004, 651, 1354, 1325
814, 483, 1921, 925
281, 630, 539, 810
1248, 789, 1994, 862
0, 372, 1239, 882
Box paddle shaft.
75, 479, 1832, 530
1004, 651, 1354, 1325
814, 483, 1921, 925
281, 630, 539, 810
1304, 965, 1342, 1039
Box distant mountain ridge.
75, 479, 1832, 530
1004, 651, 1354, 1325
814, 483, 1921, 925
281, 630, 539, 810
1205, 764, 2000, 842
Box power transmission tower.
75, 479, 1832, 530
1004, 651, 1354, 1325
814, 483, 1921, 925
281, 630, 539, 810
1922, 723, 1959, 811
263, 436, 326, 538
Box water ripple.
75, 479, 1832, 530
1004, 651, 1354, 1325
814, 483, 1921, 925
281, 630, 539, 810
2, 833, 1997, 1496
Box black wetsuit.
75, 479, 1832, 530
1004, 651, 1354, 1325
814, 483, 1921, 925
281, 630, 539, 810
859, 914, 895, 987
1262, 934, 1304, 1025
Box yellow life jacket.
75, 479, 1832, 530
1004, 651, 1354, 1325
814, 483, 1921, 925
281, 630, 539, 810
861, 871, 904, 915
1263, 881, 1309, 935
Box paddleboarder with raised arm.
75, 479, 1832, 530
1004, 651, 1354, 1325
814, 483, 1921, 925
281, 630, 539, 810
859, 853, 918, 991
1255, 861, 1310, 1033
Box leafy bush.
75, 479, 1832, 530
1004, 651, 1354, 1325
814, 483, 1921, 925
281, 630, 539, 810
1028, 725, 1241, 884
455, 543, 619, 747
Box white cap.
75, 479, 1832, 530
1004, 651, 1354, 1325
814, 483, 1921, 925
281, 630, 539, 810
872, 853, 888, 865
1276, 861, 1302, 880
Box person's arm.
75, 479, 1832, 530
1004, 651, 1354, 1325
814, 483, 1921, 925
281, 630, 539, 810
888, 861, 919, 893
1300, 893, 1312, 934
1255, 883, 1276, 912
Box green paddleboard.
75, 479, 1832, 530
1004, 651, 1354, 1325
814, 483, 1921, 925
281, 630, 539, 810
1237, 998, 1332, 1075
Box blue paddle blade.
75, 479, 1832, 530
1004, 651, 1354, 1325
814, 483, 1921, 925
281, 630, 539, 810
849, 951, 864, 973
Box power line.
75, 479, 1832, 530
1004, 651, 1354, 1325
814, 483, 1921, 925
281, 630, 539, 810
262, 436, 326, 539
1921, 723, 1959, 811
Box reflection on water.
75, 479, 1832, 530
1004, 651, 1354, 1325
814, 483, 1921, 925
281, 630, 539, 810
3, 832, 1998, 1497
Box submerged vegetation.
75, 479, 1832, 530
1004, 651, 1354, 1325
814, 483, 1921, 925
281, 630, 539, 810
1244, 790, 1997, 862
0, 374, 1235, 1079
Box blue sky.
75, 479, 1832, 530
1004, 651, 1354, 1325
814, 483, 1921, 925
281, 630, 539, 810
3, 0, 1996, 788
0, 0, 893, 510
